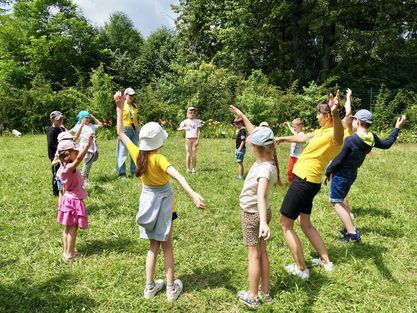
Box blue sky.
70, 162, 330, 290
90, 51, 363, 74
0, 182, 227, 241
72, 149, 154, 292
73, 0, 180, 37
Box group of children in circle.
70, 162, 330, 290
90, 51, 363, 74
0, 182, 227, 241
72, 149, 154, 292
46, 87, 406, 308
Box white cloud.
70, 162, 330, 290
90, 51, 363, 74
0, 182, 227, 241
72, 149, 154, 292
73, 0, 179, 37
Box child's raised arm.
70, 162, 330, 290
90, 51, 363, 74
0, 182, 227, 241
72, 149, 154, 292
329, 90, 344, 145
67, 133, 94, 170
344, 88, 353, 134
73, 123, 84, 142
286, 122, 296, 135
166, 166, 206, 209
230, 105, 255, 134
90, 114, 103, 128
114, 91, 133, 147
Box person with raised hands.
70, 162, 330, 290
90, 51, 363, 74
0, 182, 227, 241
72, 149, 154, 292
274, 91, 344, 279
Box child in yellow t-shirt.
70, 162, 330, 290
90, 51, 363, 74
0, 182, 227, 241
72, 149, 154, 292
114, 91, 205, 303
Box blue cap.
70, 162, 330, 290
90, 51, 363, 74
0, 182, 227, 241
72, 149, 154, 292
353, 109, 372, 124
249, 127, 275, 146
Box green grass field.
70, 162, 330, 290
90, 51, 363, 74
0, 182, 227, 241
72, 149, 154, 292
1, 135, 417, 313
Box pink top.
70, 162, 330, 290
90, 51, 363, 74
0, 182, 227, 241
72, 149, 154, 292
60, 166, 87, 199
179, 118, 202, 138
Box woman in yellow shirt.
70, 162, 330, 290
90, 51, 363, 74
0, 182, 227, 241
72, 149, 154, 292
114, 91, 205, 302
116, 87, 139, 178
275, 92, 344, 279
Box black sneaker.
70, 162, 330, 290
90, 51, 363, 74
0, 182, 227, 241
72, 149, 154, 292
337, 230, 361, 243
336, 228, 347, 236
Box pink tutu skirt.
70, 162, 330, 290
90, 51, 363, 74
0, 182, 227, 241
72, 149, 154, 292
57, 196, 88, 229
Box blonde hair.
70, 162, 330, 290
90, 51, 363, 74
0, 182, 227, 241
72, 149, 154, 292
252, 143, 282, 186
291, 118, 304, 126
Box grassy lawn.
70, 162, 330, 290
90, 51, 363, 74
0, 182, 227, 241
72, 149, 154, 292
1, 135, 417, 313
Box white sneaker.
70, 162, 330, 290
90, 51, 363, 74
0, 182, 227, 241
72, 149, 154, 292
166, 279, 183, 302
144, 279, 164, 299
191, 168, 196, 173
311, 258, 334, 272
285, 264, 310, 280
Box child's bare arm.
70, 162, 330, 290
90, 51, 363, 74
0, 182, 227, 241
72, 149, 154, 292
275, 132, 312, 144
51, 155, 60, 166
330, 91, 344, 145
73, 123, 83, 142
166, 166, 206, 209
90, 114, 103, 128
114, 91, 132, 147
257, 177, 270, 240
344, 88, 353, 133
67, 133, 94, 170
286, 122, 296, 135
230, 105, 255, 134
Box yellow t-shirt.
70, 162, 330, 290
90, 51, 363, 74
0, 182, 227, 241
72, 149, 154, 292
344, 128, 354, 139
293, 127, 343, 184
122, 102, 139, 128
126, 142, 171, 186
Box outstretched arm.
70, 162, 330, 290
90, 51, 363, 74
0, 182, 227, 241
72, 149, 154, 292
374, 115, 406, 149
166, 166, 206, 209
230, 105, 255, 134
114, 91, 132, 147
275, 132, 313, 144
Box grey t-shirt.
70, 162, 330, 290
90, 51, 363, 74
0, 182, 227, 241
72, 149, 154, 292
239, 161, 278, 213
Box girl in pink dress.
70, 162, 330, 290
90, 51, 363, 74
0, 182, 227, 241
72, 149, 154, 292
57, 132, 94, 261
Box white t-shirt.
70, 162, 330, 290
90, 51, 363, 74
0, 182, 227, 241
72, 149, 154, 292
70, 123, 98, 153
290, 131, 305, 158
179, 118, 202, 138
239, 161, 278, 213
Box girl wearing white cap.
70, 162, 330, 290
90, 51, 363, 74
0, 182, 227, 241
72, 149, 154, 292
114, 91, 205, 302
116, 87, 139, 178
230, 105, 280, 309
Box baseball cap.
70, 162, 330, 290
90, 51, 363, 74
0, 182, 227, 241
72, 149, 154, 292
50, 111, 63, 120
139, 122, 169, 151
187, 106, 197, 111
124, 88, 136, 96
248, 127, 275, 146
259, 121, 269, 127
353, 109, 373, 124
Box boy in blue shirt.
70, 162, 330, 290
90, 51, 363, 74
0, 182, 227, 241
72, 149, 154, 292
325, 110, 406, 243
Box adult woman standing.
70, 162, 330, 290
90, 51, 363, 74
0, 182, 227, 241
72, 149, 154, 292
116, 88, 139, 178
275, 92, 344, 279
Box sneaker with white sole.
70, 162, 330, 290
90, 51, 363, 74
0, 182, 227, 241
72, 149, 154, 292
166, 279, 183, 302
337, 230, 361, 243
285, 264, 310, 280
144, 279, 164, 299
311, 258, 334, 272
237, 290, 260, 309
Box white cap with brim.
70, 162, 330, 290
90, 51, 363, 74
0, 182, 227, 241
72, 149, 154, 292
124, 87, 136, 95
353, 109, 373, 124
248, 127, 275, 146
139, 122, 169, 151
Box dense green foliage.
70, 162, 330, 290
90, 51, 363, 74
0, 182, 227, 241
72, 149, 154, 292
0, 0, 416, 134
1, 135, 417, 312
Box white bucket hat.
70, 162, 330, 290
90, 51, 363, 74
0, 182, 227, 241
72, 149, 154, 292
139, 122, 168, 151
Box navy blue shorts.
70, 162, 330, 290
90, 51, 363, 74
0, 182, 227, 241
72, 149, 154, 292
235, 148, 246, 163
329, 174, 356, 203
280, 174, 321, 220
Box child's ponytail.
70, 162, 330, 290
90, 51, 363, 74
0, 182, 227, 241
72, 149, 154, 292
136, 150, 151, 177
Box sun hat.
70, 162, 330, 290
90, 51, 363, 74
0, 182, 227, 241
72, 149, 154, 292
57, 137, 82, 152
248, 127, 274, 146
124, 87, 136, 96
57, 131, 74, 142
139, 122, 169, 151
187, 106, 197, 111
259, 121, 270, 127
353, 109, 373, 124
50, 111, 63, 120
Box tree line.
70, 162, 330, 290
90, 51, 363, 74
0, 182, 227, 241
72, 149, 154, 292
0, 0, 416, 134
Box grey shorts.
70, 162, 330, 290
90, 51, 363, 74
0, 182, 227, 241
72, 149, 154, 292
242, 208, 272, 246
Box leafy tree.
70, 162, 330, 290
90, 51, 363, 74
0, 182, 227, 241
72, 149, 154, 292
89, 63, 115, 123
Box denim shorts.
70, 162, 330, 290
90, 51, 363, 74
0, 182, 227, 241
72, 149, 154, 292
329, 174, 357, 203
235, 148, 246, 163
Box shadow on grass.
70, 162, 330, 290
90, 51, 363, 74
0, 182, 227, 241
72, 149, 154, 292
93, 174, 118, 183
179, 266, 236, 293
0, 258, 17, 268
0, 273, 96, 313
273, 272, 329, 313
328, 243, 396, 282
360, 226, 404, 238
352, 206, 392, 219
80, 237, 137, 256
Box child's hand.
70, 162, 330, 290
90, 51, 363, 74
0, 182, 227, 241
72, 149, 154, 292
330, 90, 341, 115
346, 88, 352, 99
113, 91, 125, 109
274, 137, 284, 144
230, 105, 244, 118
395, 115, 406, 128
259, 222, 270, 241
192, 192, 206, 209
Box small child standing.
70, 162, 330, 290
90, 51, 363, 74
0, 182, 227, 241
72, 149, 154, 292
47, 111, 66, 196
325, 110, 406, 243
234, 117, 247, 179
114, 92, 206, 302
285, 118, 304, 184
177, 107, 202, 173
69, 110, 103, 186
231, 105, 279, 309
57, 132, 94, 261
